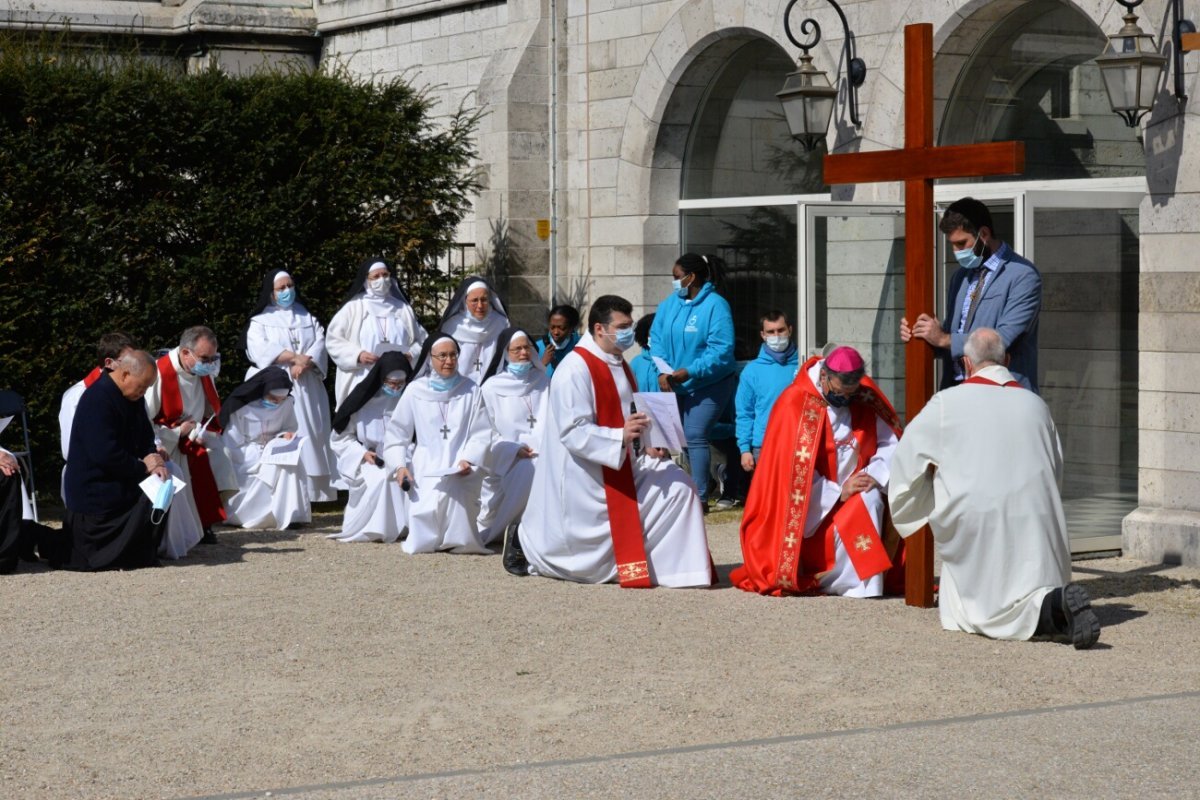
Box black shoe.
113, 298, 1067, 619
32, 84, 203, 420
502, 524, 529, 577
199, 527, 218, 545
1060, 583, 1100, 650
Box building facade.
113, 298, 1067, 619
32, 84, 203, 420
4, 0, 1198, 564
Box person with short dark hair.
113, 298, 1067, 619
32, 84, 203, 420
537, 304, 582, 376
59, 331, 138, 466
514, 295, 713, 587
649, 253, 737, 509
735, 310, 799, 476
63, 351, 169, 571
629, 313, 659, 393
889, 328, 1099, 649
900, 196, 1042, 391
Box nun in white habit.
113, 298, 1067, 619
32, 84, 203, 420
475, 327, 550, 547
326, 258, 428, 406
327, 352, 413, 543
435, 276, 509, 381
243, 269, 337, 501
220, 368, 312, 530
383, 335, 492, 555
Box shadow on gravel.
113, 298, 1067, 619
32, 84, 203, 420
1092, 602, 1147, 628
161, 530, 305, 567
1074, 562, 1200, 599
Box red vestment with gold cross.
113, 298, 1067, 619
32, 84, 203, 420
730, 356, 905, 596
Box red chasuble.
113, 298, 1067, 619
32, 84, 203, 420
730, 356, 905, 596
575, 348, 653, 588
153, 354, 226, 528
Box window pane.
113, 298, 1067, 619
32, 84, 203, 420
682, 39, 824, 199
681, 206, 798, 361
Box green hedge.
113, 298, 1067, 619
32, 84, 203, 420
0, 38, 480, 502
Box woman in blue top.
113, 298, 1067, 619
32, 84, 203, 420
629, 313, 659, 393
536, 304, 581, 376
650, 253, 737, 508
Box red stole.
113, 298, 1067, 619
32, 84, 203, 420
730, 356, 904, 596
154, 353, 226, 527
83, 367, 103, 387
964, 374, 1021, 387
575, 349, 653, 588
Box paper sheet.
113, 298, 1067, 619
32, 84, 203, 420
260, 435, 304, 466
632, 392, 686, 452
0, 416, 11, 435
139, 472, 188, 502
651, 356, 674, 375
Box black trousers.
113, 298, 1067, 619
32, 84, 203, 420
0, 472, 22, 574
64, 496, 167, 571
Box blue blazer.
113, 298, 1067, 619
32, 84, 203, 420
940, 244, 1041, 392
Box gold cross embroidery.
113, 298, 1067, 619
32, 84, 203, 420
855, 534, 872, 552
791, 490, 805, 505
784, 532, 798, 548
795, 446, 811, 461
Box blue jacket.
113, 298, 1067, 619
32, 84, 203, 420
940, 243, 1041, 392
536, 332, 580, 377
630, 350, 661, 393
649, 282, 736, 394
735, 344, 800, 452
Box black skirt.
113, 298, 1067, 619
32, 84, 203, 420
64, 495, 167, 571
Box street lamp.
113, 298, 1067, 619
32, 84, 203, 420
777, 0, 866, 151
1095, 0, 1195, 127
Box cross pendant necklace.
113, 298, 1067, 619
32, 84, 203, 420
473, 355, 483, 372
375, 316, 390, 344
438, 402, 451, 440
288, 327, 301, 351
522, 395, 537, 430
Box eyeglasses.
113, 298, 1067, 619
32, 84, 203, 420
186, 350, 221, 364
507, 345, 534, 354
430, 353, 459, 362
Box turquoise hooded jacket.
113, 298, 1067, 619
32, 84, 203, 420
649, 281, 736, 394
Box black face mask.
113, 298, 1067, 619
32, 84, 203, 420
824, 390, 853, 408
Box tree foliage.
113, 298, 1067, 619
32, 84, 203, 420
0, 36, 480, 499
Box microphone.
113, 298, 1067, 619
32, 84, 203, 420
630, 401, 642, 456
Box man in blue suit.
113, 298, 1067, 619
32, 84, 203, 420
900, 197, 1042, 392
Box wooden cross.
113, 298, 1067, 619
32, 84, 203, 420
822, 24, 1025, 608
440, 423, 451, 440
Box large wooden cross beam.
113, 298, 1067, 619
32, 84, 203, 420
821, 23, 1025, 608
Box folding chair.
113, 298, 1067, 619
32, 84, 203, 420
0, 389, 38, 522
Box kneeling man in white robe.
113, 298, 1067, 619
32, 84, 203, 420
888, 328, 1100, 649
513, 295, 713, 588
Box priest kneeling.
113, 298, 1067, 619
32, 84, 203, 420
63, 351, 170, 570
888, 328, 1100, 649
731, 346, 904, 597
513, 295, 714, 588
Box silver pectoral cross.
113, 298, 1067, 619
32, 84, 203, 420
440, 424, 451, 440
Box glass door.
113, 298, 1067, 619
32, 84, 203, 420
799, 203, 906, 419
934, 185, 1144, 553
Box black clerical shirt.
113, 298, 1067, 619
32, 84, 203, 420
64, 373, 156, 515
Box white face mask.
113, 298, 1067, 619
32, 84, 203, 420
366, 276, 389, 297
765, 335, 790, 352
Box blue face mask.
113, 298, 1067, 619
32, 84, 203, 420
275, 288, 296, 308
507, 361, 533, 376
151, 476, 174, 524
953, 238, 985, 271
260, 398, 281, 410
189, 358, 220, 378
609, 327, 636, 352
429, 373, 461, 393
382, 385, 403, 398
672, 275, 692, 298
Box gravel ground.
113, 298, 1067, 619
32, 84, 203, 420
2, 510, 1199, 799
